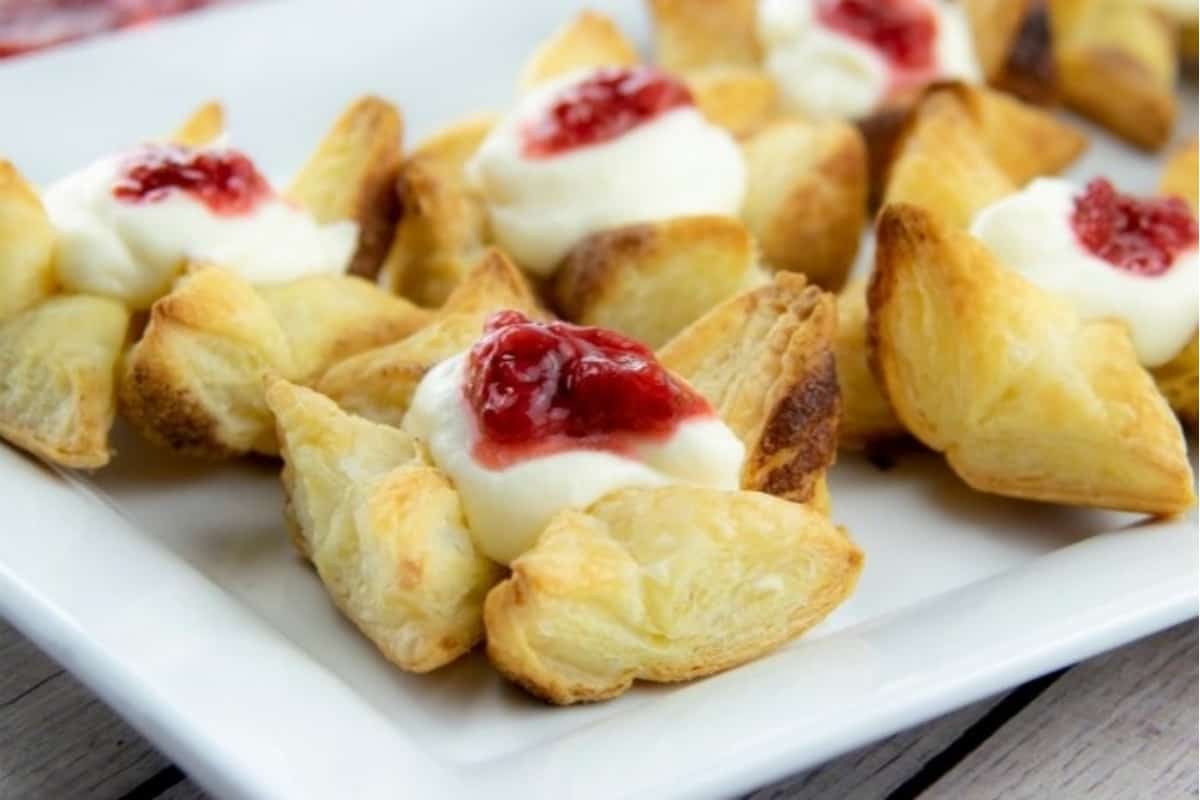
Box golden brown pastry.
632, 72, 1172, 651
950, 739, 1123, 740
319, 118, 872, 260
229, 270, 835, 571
869, 203, 1195, 514
258, 275, 430, 382
883, 83, 1086, 227
740, 118, 869, 291
553, 215, 760, 348
646, 0, 762, 73
1049, 0, 1177, 150
964, 0, 1057, 104
121, 266, 294, 458
120, 266, 426, 458
0, 161, 56, 321
519, 10, 639, 90
0, 295, 129, 468
1160, 139, 1198, 210
659, 273, 838, 506
286, 96, 403, 278
266, 379, 502, 673
484, 486, 863, 704
686, 66, 778, 138
835, 280, 904, 450
171, 100, 225, 148
1152, 140, 1199, 426
317, 249, 544, 427
378, 114, 496, 307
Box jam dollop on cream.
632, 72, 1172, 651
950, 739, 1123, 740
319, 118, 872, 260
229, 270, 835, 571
970, 177, 1199, 367
466, 67, 746, 275
757, 0, 979, 120
464, 310, 711, 468
44, 143, 358, 308
112, 144, 273, 216
405, 312, 746, 564
521, 67, 695, 157
1070, 178, 1198, 277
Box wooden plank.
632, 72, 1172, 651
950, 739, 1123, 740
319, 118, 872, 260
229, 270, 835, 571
0, 616, 61, 706
156, 778, 209, 799
924, 622, 1199, 800
748, 696, 1002, 799
0, 619, 173, 800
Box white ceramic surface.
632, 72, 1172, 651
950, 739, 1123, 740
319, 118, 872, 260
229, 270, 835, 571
0, 2, 1197, 798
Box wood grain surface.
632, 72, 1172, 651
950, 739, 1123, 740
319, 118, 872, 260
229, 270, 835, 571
0, 618, 1195, 800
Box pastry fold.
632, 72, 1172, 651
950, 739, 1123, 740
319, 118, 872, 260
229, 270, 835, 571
0, 295, 129, 468
553, 215, 760, 348
0, 161, 56, 321
883, 83, 1086, 227
686, 66, 778, 138
965, 0, 1056, 104
120, 266, 427, 458
378, 114, 496, 307
519, 10, 638, 90
835, 280, 904, 450
740, 118, 868, 291
286, 96, 403, 278
267, 379, 502, 673
646, 0, 762, 73
484, 486, 863, 704
171, 100, 225, 148
869, 204, 1195, 514
659, 273, 838, 507
1049, 0, 1177, 150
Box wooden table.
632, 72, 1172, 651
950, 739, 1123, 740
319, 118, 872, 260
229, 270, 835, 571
1, 619, 1195, 799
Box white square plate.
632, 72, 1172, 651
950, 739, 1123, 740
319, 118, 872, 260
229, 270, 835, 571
0, 2, 1196, 798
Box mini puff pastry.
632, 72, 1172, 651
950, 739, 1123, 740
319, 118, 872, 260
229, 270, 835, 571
120, 266, 427, 458
317, 248, 546, 427
1049, 0, 1177, 150
0, 295, 129, 468
271, 296, 858, 700
869, 203, 1195, 514
383, 11, 866, 310
485, 486, 862, 705
266, 379, 502, 672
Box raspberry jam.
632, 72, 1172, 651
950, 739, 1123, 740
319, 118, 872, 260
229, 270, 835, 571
1071, 178, 1198, 277
464, 311, 712, 468
112, 144, 273, 216
521, 66, 695, 158
815, 0, 939, 92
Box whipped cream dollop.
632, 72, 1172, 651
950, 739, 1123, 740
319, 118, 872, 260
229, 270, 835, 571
757, 0, 980, 120
44, 147, 358, 308
970, 177, 1199, 367
466, 68, 747, 276
406, 353, 746, 565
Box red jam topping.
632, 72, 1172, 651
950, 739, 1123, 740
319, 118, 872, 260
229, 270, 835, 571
521, 66, 695, 158
112, 144, 273, 216
1071, 178, 1198, 277
464, 311, 712, 468
815, 0, 939, 93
